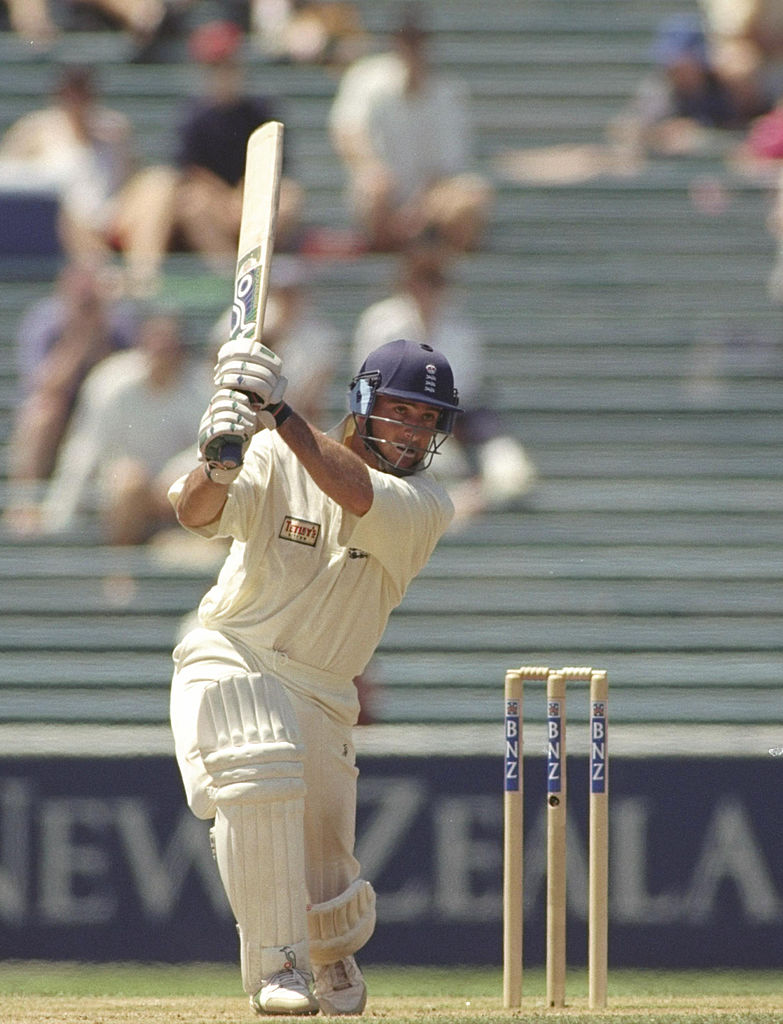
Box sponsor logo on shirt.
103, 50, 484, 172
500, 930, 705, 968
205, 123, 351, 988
279, 516, 320, 547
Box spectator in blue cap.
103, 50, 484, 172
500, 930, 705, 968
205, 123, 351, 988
610, 11, 751, 160
652, 12, 710, 69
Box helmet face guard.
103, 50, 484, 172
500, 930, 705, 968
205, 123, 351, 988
349, 340, 460, 476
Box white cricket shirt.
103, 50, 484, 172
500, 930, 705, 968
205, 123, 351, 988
169, 423, 453, 688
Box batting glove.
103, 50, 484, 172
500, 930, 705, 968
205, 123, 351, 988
198, 388, 259, 482
213, 340, 288, 409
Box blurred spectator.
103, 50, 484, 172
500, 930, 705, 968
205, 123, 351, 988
172, 19, 304, 269
3, 260, 139, 534
699, 0, 783, 115
0, 0, 59, 48
724, 93, 783, 187
209, 255, 342, 426
250, 0, 366, 67
69, 0, 176, 40
327, 3, 493, 252
737, 99, 783, 163
37, 312, 210, 544
13, 259, 137, 397
494, 11, 771, 188
328, 44, 405, 174
0, 0, 198, 61
0, 64, 179, 294
62, 0, 197, 59
609, 13, 755, 162
260, 260, 341, 426
352, 239, 537, 520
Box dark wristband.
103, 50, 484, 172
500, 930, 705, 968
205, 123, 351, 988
271, 401, 293, 428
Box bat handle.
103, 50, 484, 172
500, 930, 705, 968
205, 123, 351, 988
205, 437, 244, 469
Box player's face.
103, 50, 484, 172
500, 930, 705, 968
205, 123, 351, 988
366, 394, 442, 472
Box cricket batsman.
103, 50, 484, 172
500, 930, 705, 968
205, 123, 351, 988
168, 337, 460, 1015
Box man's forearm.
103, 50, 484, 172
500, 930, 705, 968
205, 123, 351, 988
176, 464, 229, 528
177, 410, 373, 526
279, 411, 373, 517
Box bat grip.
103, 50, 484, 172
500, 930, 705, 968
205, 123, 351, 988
204, 436, 244, 468
216, 440, 243, 467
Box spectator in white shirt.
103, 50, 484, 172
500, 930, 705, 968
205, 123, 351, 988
40, 312, 210, 544
328, 3, 493, 252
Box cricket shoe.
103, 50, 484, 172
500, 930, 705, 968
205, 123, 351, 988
250, 967, 319, 1016
313, 956, 367, 1015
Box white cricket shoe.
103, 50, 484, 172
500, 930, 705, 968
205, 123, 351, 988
314, 956, 367, 1015
250, 967, 319, 1016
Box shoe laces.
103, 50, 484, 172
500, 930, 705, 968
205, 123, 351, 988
268, 966, 311, 991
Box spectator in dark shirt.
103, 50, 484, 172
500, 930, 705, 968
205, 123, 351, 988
173, 19, 303, 267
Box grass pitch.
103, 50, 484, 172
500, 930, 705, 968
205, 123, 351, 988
0, 963, 780, 1023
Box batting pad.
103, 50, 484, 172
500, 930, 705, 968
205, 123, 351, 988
198, 673, 310, 993
308, 878, 377, 965
199, 672, 306, 806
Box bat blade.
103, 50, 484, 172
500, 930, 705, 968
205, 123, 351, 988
216, 120, 284, 466
230, 119, 284, 351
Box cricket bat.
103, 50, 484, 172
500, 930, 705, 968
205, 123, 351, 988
213, 119, 284, 466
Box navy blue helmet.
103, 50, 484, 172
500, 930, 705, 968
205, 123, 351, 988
349, 339, 460, 475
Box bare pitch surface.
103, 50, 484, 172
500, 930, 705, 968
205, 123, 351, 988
0, 965, 781, 1023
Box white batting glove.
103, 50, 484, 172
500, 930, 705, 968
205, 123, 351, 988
198, 388, 258, 482
213, 340, 288, 409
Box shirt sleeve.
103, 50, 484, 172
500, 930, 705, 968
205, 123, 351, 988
342, 468, 454, 589
166, 432, 276, 540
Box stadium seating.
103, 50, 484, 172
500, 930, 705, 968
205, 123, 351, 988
0, 0, 781, 738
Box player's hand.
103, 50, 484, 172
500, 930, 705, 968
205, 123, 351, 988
198, 388, 259, 477
213, 340, 287, 409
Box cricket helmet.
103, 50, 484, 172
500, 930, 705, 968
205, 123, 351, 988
349, 338, 460, 474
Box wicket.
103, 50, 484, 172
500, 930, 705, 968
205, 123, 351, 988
503, 665, 609, 1010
